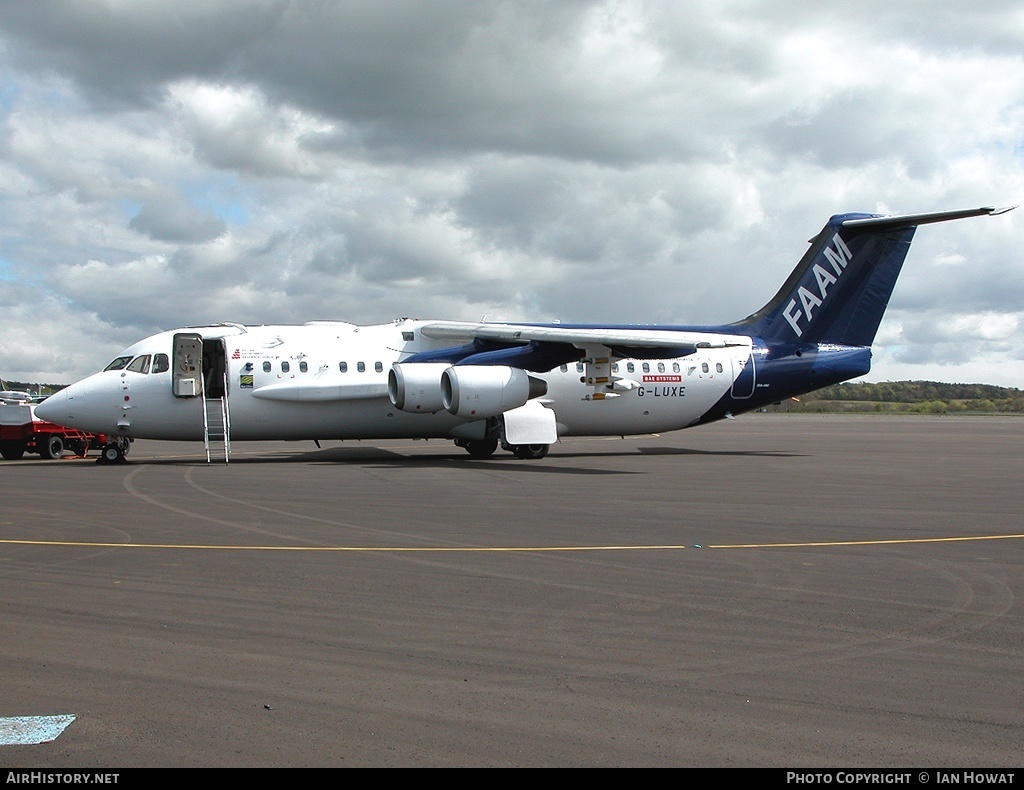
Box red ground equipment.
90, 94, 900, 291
0, 398, 108, 460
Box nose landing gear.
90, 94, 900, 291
97, 437, 132, 464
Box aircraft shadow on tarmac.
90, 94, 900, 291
127, 443, 806, 472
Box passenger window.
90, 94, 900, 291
339, 362, 348, 373
576, 362, 584, 373
559, 364, 567, 373
716, 363, 723, 373
299, 361, 308, 373
127, 355, 151, 374
375, 361, 383, 373
357, 362, 365, 372
672, 362, 680, 373
657, 362, 665, 373
263, 361, 271, 373
626, 362, 635, 373
281, 361, 290, 373
642, 363, 650, 373
103, 356, 133, 371
152, 354, 170, 374
611, 363, 618, 373
702, 362, 709, 373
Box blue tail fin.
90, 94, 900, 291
736, 207, 1013, 347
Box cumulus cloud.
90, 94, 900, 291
128, 197, 227, 242
0, 1, 1023, 386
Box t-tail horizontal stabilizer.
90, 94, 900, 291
736, 206, 1016, 347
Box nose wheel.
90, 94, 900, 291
97, 438, 131, 464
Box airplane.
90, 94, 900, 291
0, 378, 39, 404
35, 205, 1015, 464
0, 391, 35, 405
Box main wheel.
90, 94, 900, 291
39, 435, 64, 460
464, 438, 498, 458
513, 443, 549, 459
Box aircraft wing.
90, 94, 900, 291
418, 321, 748, 351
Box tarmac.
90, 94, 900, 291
1, 414, 1022, 768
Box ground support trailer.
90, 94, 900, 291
0, 401, 109, 461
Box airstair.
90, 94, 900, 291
202, 372, 231, 463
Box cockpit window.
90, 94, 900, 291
152, 354, 170, 373
104, 356, 133, 371
127, 355, 151, 374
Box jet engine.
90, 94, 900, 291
441, 366, 548, 418
388, 362, 452, 413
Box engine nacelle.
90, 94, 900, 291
388, 363, 452, 413
441, 365, 548, 418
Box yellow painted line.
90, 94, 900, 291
2, 534, 1024, 553
708, 534, 1024, 549
0, 539, 683, 552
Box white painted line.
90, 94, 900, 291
0, 715, 76, 745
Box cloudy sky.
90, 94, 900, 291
1, 1, 1022, 388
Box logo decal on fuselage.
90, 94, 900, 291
782, 232, 853, 338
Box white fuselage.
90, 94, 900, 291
37, 320, 755, 443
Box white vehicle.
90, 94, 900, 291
36, 206, 1014, 463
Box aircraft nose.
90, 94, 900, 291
34, 374, 129, 434
35, 378, 99, 429
34, 390, 69, 423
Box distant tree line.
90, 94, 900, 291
770, 380, 1024, 414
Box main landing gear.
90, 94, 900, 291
455, 438, 550, 459
463, 438, 498, 458
511, 443, 549, 459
